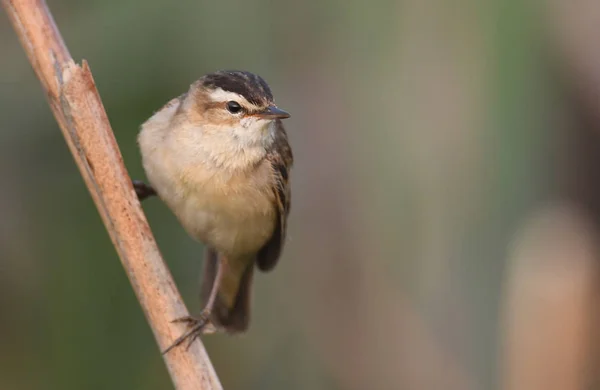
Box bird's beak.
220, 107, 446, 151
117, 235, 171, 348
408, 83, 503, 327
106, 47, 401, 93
255, 106, 291, 120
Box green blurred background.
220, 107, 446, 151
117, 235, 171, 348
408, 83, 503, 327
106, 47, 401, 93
3, 1, 600, 389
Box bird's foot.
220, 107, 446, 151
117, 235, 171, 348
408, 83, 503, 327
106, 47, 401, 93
132, 180, 156, 201
162, 311, 211, 355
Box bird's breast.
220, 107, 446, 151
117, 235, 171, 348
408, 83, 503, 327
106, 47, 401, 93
170, 161, 276, 257
139, 119, 277, 256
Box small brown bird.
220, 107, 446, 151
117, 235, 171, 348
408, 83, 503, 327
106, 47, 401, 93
135, 70, 292, 353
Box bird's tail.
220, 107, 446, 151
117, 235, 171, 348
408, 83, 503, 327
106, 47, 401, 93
201, 248, 254, 333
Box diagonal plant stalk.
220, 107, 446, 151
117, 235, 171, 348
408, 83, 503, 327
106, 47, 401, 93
1, 0, 222, 389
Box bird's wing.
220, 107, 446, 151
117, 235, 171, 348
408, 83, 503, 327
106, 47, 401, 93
256, 120, 293, 272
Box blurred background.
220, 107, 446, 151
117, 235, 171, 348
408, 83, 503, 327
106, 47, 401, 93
2, 0, 600, 389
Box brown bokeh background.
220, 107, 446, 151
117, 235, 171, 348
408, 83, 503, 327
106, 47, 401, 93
2, 1, 600, 389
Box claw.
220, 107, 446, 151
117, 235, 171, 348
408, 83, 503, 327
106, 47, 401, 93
162, 312, 211, 355
185, 332, 200, 351
133, 180, 156, 201
171, 315, 197, 324
163, 259, 221, 354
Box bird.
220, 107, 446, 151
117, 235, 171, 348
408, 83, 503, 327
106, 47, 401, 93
135, 70, 293, 353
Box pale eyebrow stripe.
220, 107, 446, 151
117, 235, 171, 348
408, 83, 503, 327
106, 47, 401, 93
209, 88, 246, 103
208, 88, 260, 111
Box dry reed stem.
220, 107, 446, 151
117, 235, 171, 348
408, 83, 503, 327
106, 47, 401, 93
1, 0, 223, 388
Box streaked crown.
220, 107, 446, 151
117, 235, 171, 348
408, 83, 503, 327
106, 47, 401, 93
200, 70, 274, 107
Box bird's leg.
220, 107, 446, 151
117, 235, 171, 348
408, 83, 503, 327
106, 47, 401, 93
162, 258, 223, 354
132, 180, 157, 201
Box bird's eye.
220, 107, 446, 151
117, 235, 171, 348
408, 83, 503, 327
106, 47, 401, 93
226, 101, 243, 114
